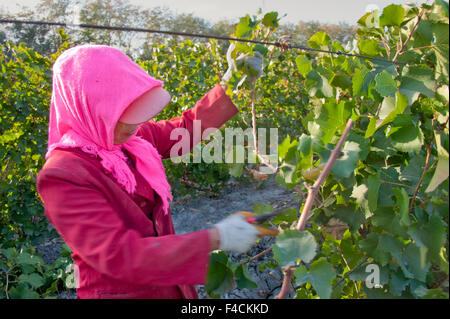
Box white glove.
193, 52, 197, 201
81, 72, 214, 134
222, 44, 264, 83
236, 51, 264, 79
214, 214, 260, 253
222, 43, 238, 83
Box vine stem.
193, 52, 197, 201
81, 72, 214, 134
274, 267, 294, 299
249, 78, 278, 174
274, 119, 354, 299
296, 119, 354, 232
409, 141, 434, 213
338, 245, 360, 298
392, 7, 427, 62
238, 247, 272, 266
332, 256, 369, 289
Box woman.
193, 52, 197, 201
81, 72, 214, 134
36, 44, 262, 299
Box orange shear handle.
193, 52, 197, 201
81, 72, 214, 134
234, 211, 279, 237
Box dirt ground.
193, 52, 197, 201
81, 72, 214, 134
37, 173, 300, 299
170, 174, 299, 299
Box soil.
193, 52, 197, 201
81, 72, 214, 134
37, 173, 300, 299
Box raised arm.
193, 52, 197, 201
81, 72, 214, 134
137, 84, 239, 159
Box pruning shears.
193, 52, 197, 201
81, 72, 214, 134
234, 210, 281, 237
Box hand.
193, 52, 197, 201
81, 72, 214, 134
221, 43, 264, 84
213, 213, 259, 253
235, 51, 264, 79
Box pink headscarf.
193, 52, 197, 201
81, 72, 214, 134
46, 44, 173, 215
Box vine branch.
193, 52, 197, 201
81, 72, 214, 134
338, 245, 360, 298
274, 266, 294, 299
238, 247, 273, 266
249, 78, 278, 174
275, 119, 354, 299
332, 256, 369, 289
296, 119, 354, 232
409, 141, 434, 213
392, 7, 427, 62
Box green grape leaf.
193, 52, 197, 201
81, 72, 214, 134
375, 70, 397, 96
380, 4, 406, 27
400, 155, 425, 185
306, 69, 334, 98
234, 264, 258, 289
330, 73, 352, 91
296, 55, 312, 78
359, 233, 390, 266
331, 141, 361, 178
18, 273, 44, 289
235, 15, 253, 38
399, 65, 436, 105
351, 184, 372, 218
358, 10, 380, 28
358, 38, 381, 56
278, 135, 295, 161
298, 134, 312, 156
410, 20, 433, 48
236, 42, 252, 54
367, 174, 382, 213
308, 31, 331, 50
353, 66, 370, 95
253, 44, 268, 56
278, 141, 301, 185
431, 22, 449, 82
371, 207, 409, 239
272, 230, 317, 267
373, 60, 399, 77
330, 204, 364, 231
378, 234, 413, 279
294, 257, 336, 299
229, 162, 244, 177
436, 84, 449, 104
18, 252, 43, 265
393, 188, 411, 227
408, 215, 446, 265
297, 134, 313, 171
390, 115, 424, 153
378, 92, 408, 127
347, 131, 371, 160
425, 158, 449, 193
404, 244, 430, 282
390, 270, 409, 296
262, 11, 279, 28
426, 132, 449, 192
430, 0, 449, 22
365, 116, 378, 138
8, 284, 40, 299
205, 251, 234, 298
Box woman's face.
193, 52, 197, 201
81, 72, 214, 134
114, 121, 139, 145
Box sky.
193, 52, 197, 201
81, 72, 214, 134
1, 0, 424, 25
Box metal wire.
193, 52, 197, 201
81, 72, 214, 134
0, 18, 405, 65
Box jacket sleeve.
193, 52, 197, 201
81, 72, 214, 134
37, 168, 212, 286
137, 84, 239, 159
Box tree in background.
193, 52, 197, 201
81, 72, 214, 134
277, 21, 356, 47
0, 0, 357, 58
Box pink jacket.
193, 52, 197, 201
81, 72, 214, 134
36, 84, 239, 299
